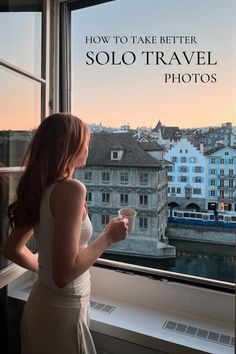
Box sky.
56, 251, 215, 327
0, 0, 235, 130
71, 0, 236, 129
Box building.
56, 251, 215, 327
75, 132, 175, 258
192, 122, 233, 150
164, 137, 206, 210
205, 145, 236, 213
152, 120, 182, 150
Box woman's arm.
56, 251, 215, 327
51, 179, 128, 288
3, 226, 39, 272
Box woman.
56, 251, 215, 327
4, 113, 128, 354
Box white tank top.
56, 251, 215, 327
34, 183, 92, 295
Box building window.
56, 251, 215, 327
172, 156, 177, 163
120, 172, 128, 183
211, 158, 216, 164
194, 177, 202, 183
101, 215, 110, 225
225, 152, 229, 156
229, 169, 234, 176
190, 157, 196, 163
167, 166, 173, 172
180, 149, 182, 153
220, 169, 224, 176
180, 166, 187, 173
180, 176, 187, 182
210, 169, 216, 175
185, 149, 188, 153
102, 172, 110, 182
102, 192, 110, 204
220, 158, 224, 164
193, 188, 201, 195
195, 166, 202, 173
181, 157, 187, 163
229, 179, 234, 188
168, 175, 173, 182
139, 217, 148, 229
111, 151, 118, 159
120, 193, 129, 205
210, 179, 215, 185
139, 194, 148, 206
167, 187, 170, 193
177, 187, 181, 194
210, 190, 216, 196
220, 180, 224, 187
84, 171, 92, 181
171, 187, 175, 194
139, 172, 148, 184
229, 158, 233, 164
86, 192, 92, 203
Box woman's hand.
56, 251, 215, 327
102, 216, 129, 246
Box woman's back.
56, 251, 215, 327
34, 182, 92, 295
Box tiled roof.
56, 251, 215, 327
137, 141, 163, 151
86, 132, 163, 168
204, 145, 236, 156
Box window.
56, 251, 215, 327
69, 0, 235, 286
120, 193, 128, 205
167, 187, 170, 193
210, 179, 215, 185
210, 190, 216, 196
139, 172, 148, 184
180, 166, 187, 173
229, 179, 234, 188
229, 158, 233, 164
120, 172, 129, 184
211, 158, 216, 164
111, 151, 119, 160
102, 172, 110, 182
171, 187, 175, 194
220, 169, 224, 176
180, 149, 182, 153
86, 191, 92, 203
181, 157, 186, 163
210, 169, 216, 175
139, 217, 148, 229
229, 169, 234, 176
101, 215, 109, 226
193, 188, 201, 195
225, 152, 229, 156
194, 177, 202, 183
180, 176, 187, 182
139, 194, 148, 206
85, 171, 92, 181
167, 166, 173, 172
0, 1, 44, 272
176, 187, 181, 194
102, 192, 110, 204
220, 158, 224, 164
195, 166, 202, 173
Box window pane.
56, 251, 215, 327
0, 171, 22, 270
0, 6, 42, 76
0, 67, 41, 166
71, 0, 235, 284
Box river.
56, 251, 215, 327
103, 239, 235, 283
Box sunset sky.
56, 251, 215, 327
71, 0, 236, 129
0, 0, 235, 130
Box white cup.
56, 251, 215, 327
118, 208, 137, 233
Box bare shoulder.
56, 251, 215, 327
53, 178, 86, 196
50, 179, 86, 213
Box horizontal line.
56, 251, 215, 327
0, 59, 46, 84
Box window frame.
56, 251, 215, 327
59, 0, 235, 292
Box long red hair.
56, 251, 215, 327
8, 113, 90, 228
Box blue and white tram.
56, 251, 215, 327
168, 209, 236, 228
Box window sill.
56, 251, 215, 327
7, 265, 234, 354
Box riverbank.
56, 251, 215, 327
167, 222, 236, 245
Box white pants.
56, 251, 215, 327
21, 280, 97, 354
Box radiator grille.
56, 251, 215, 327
163, 320, 234, 348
